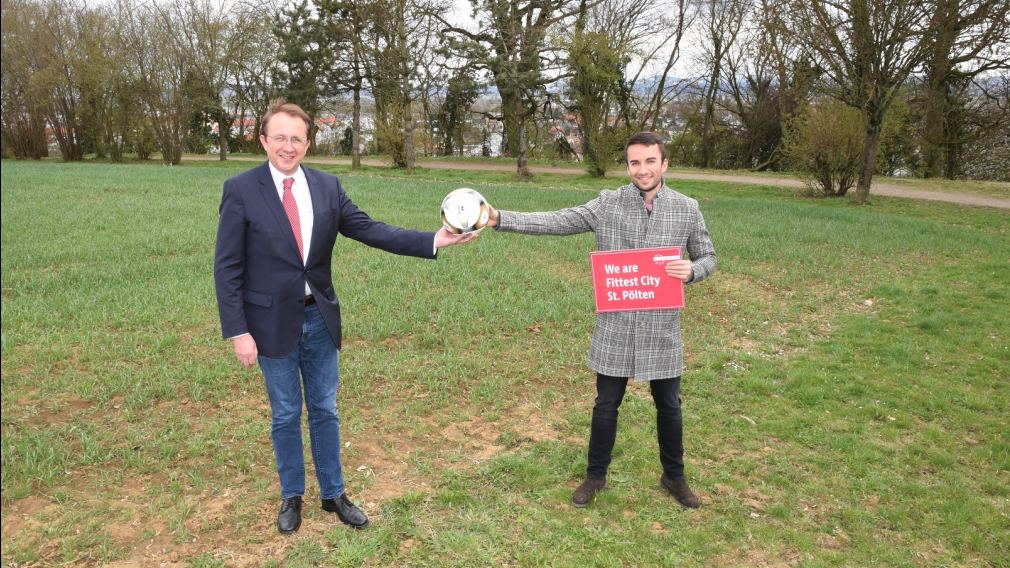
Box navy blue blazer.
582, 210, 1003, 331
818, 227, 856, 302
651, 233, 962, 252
214, 162, 436, 357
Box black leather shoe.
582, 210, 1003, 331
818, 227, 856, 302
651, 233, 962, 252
322, 493, 369, 529
661, 475, 701, 509
571, 478, 606, 508
277, 496, 302, 534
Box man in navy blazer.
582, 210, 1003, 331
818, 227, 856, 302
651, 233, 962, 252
214, 100, 474, 534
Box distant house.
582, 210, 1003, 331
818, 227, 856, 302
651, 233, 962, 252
230, 117, 257, 142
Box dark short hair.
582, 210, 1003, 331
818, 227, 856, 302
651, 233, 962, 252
260, 99, 312, 136
625, 131, 667, 162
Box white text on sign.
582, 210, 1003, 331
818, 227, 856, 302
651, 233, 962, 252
602, 264, 640, 274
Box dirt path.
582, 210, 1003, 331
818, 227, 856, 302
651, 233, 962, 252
189, 155, 1010, 210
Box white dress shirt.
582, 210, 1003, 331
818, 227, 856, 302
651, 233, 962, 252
267, 162, 313, 295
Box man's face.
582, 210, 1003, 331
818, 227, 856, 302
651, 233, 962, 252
626, 143, 668, 193
260, 112, 309, 176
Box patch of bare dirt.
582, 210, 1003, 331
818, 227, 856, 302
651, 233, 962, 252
1, 496, 56, 542
706, 547, 802, 568
344, 397, 584, 503
20, 395, 92, 427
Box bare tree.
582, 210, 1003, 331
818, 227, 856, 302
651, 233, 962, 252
696, 0, 748, 169
81, 1, 119, 159
721, 21, 780, 170
440, 0, 585, 177
787, 0, 934, 204
754, 0, 819, 168
26, 0, 90, 160
121, 0, 194, 165
720, 0, 818, 170
562, 0, 694, 175
1, 0, 50, 159
229, 3, 282, 153
358, 0, 447, 171
626, 0, 695, 132
168, 0, 263, 160
920, 0, 1010, 178
317, 0, 369, 168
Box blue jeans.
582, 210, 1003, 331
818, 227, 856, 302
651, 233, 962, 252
258, 305, 345, 500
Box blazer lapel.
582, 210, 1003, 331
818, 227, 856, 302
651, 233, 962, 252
254, 162, 303, 263
304, 168, 329, 265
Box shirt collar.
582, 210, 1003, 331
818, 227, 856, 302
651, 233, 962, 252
266, 162, 306, 192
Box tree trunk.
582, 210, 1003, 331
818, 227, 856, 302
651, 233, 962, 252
922, 76, 947, 178
515, 94, 530, 178
700, 40, 722, 169
49, 95, 85, 161
500, 82, 519, 158
154, 116, 184, 165
405, 94, 415, 174
922, 0, 957, 178
945, 126, 964, 177
253, 116, 263, 154
853, 115, 882, 205
352, 83, 361, 170
925, 4, 949, 174
170, 132, 183, 165
218, 108, 228, 161
108, 124, 122, 162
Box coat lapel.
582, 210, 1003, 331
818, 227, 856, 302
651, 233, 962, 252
304, 168, 329, 265
254, 162, 303, 263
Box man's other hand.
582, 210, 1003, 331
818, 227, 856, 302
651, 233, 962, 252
435, 226, 479, 248
664, 259, 693, 282
232, 334, 258, 368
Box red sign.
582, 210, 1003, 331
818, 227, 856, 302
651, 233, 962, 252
589, 247, 684, 313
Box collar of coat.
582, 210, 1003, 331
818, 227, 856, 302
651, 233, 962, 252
629, 179, 669, 201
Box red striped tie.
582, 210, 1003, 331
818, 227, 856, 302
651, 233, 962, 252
281, 177, 304, 259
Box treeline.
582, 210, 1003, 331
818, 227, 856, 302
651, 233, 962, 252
2, 0, 1008, 199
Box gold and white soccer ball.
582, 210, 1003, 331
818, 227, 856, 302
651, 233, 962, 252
440, 188, 490, 234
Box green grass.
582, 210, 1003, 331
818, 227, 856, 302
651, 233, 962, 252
2, 159, 1008, 566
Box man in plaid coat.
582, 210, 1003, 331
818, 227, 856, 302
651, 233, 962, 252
488, 132, 717, 509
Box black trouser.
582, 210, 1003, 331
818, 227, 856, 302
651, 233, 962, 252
586, 374, 684, 480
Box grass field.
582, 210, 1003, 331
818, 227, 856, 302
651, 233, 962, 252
2, 159, 1008, 567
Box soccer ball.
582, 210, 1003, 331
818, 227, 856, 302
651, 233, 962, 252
441, 188, 490, 234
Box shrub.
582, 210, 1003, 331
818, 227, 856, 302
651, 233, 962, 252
784, 102, 865, 197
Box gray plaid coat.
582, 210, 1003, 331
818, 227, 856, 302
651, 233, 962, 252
496, 182, 717, 381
